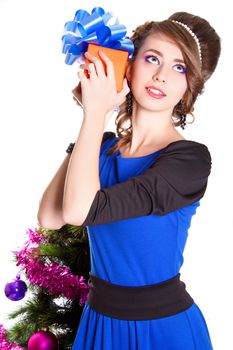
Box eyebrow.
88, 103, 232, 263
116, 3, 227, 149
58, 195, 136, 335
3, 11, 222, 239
144, 49, 185, 64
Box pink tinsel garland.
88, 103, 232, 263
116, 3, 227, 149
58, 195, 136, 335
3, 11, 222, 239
15, 228, 89, 304
0, 324, 25, 349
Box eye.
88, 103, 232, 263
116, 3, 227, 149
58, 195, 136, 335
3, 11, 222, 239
144, 55, 159, 64
173, 64, 187, 74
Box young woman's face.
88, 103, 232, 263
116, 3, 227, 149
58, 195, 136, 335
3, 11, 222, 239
127, 33, 188, 116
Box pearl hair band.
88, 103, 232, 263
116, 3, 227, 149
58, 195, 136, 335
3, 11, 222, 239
171, 20, 202, 65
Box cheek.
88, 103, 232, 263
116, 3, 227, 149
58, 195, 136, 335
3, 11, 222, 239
170, 78, 187, 100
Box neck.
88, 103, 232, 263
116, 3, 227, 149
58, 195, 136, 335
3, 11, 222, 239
128, 107, 183, 153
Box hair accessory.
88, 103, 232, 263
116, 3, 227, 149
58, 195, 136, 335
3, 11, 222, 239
171, 20, 202, 65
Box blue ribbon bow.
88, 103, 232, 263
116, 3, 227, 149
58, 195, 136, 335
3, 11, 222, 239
61, 7, 134, 65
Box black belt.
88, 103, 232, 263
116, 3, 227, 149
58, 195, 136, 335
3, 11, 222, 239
87, 273, 194, 320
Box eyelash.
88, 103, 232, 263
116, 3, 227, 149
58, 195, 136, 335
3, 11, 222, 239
144, 55, 187, 74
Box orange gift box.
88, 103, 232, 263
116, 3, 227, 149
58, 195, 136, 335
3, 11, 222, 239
84, 43, 129, 92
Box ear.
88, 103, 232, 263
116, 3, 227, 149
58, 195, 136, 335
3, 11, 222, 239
125, 61, 133, 83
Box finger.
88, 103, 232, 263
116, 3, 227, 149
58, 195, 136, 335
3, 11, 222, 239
79, 63, 95, 77
84, 51, 98, 62
79, 63, 89, 70
98, 50, 115, 78
79, 63, 97, 81
84, 52, 105, 78
78, 69, 88, 85
87, 62, 95, 73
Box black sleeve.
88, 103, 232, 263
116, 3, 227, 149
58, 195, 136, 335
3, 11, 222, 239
81, 138, 212, 227
101, 131, 116, 144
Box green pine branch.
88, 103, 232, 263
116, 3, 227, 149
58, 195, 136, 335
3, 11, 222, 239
4, 224, 90, 349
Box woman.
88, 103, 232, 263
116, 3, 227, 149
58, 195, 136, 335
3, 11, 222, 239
38, 11, 221, 350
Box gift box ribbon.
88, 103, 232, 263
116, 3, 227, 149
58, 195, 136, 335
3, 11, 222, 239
62, 7, 134, 65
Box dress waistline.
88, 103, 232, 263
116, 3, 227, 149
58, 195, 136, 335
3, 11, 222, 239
87, 273, 194, 320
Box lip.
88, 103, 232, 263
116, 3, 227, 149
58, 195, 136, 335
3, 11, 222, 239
145, 86, 166, 99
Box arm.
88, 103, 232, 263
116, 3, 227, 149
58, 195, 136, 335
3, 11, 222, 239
37, 153, 71, 230
62, 50, 129, 226
79, 140, 212, 226
37, 132, 113, 230
37, 48, 125, 229
62, 117, 105, 226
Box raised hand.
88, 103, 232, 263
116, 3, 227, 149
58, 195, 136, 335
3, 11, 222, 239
77, 50, 130, 120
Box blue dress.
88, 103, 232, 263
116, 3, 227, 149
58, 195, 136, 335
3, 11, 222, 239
72, 135, 213, 350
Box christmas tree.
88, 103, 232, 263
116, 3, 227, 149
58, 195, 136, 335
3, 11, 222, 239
0, 224, 90, 349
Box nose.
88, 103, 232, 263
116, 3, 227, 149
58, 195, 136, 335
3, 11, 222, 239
152, 65, 166, 83
153, 74, 165, 83
154, 76, 165, 83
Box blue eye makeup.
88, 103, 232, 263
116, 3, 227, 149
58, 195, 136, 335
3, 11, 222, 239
173, 64, 187, 74
144, 55, 159, 64
144, 54, 187, 74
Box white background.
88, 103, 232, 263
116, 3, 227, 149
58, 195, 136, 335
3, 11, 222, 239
0, 1, 232, 349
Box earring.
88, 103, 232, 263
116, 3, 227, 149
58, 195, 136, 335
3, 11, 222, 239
179, 100, 186, 130
180, 114, 187, 130
126, 91, 133, 116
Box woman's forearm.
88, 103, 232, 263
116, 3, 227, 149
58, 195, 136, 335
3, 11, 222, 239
62, 116, 105, 226
61, 48, 127, 225
37, 153, 71, 230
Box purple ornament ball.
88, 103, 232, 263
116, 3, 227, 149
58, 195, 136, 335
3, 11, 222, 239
28, 330, 59, 350
4, 275, 27, 301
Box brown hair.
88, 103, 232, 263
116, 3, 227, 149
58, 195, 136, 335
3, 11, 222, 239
108, 12, 221, 156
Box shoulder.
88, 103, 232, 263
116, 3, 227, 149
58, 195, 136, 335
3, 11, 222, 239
152, 140, 212, 182
162, 139, 210, 154
159, 140, 211, 163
